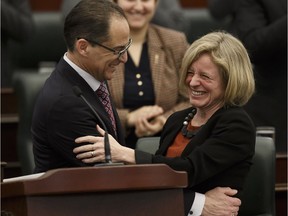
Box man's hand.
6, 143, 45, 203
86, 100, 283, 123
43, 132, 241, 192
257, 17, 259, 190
202, 187, 241, 216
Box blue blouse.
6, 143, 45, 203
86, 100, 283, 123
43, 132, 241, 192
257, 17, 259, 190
123, 42, 155, 110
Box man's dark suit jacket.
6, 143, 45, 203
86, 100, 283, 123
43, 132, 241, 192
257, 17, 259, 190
135, 106, 256, 214
32, 58, 125, 173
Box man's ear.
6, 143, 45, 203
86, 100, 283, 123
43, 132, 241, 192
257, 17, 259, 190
75, 38, 89, 56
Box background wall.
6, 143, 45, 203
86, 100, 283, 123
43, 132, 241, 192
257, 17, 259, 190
28, 0, 208, 11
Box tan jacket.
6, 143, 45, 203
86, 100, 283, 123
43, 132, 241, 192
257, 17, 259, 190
108, 24, 190, 133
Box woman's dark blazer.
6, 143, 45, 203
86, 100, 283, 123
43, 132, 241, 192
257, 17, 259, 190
32, 58, 125, 173
135, 106, 256, 213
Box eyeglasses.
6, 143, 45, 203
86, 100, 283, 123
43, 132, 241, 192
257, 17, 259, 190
80, 37, 132, 60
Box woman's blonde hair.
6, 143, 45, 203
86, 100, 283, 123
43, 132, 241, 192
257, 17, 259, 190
179, 31, 255, 107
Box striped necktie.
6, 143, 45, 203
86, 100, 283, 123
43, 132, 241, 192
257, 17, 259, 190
96, 82, 117, 135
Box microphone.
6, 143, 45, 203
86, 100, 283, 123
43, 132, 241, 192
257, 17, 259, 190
72, 86, 123, 166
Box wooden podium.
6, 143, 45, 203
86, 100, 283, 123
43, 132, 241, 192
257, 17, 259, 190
1, 164, 187, 216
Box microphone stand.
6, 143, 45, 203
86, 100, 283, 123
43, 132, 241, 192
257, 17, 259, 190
73, 86, 123, 166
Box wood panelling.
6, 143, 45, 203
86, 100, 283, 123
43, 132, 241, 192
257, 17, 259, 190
180, 0, 208, 8
276, 153, 288, 185
28, 0, 208, 11
275, 153, 288, 216
29, 0, 62, 11
1, 88, 18, 115
276, 190, 287, 216
1, 88, 21, 178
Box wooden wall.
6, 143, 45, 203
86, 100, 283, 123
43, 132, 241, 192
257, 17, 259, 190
29, 0, 62, 11
28, 0, 208, 11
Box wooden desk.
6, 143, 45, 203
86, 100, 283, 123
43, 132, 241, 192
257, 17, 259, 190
1, 164, 187, 216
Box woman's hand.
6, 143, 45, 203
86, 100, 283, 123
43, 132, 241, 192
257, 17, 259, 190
126, 105, 163, 127
74, 125, 136, 164
135, 115, 166, 137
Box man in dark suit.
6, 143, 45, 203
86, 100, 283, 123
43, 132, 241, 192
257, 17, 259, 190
32, 0, 241, 215
32, 0, 130, 172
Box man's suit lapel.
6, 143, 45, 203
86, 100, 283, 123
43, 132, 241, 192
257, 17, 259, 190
59, 58, 120, 139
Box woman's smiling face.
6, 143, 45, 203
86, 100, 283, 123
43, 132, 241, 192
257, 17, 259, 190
116, 0, 157, 31
185, 53, 225, 112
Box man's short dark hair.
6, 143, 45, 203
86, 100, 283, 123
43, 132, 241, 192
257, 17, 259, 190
64, 0, 126, 51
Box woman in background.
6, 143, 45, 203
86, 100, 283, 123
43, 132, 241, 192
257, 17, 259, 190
109, 0, 190, 148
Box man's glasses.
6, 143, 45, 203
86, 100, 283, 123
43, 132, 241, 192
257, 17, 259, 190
80, 37, 132, 60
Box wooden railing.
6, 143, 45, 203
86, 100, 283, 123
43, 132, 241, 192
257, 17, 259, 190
28, 0, 208, 11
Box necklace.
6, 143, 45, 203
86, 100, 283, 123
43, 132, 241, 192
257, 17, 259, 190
181, 108, 200, 138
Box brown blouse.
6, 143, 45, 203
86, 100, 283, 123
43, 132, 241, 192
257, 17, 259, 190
166, 124, 200, 157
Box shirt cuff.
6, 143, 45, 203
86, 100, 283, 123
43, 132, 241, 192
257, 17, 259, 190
187, 192, 205, 216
